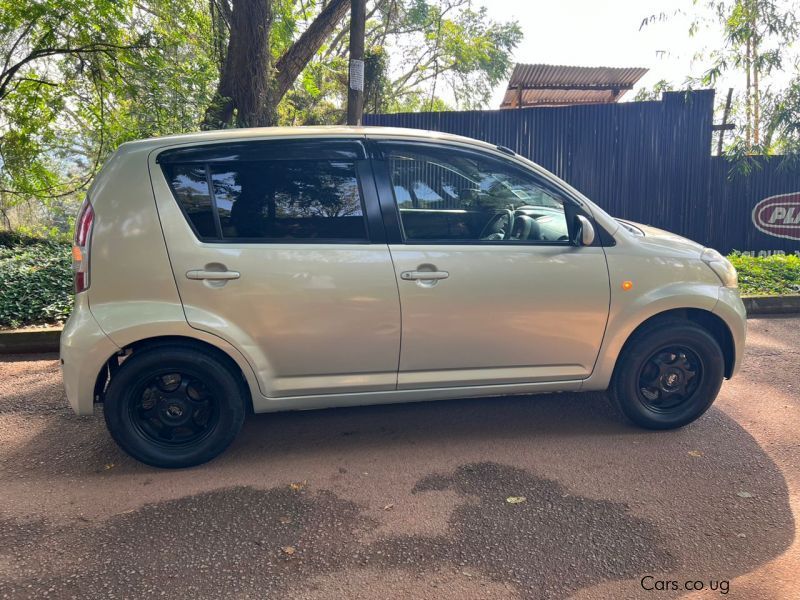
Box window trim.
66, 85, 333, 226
371, 140, 585, 247
160, 149, 375, 245
156, 139, 367, 164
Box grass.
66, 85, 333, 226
728, 253, 800, 296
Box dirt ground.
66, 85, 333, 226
0, 317, 798, 600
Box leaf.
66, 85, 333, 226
382, 503, 394, 511
688, 450, 703, 457
506, 496, 527, 504
289, 481, 307, 491
281, 546, 296, 555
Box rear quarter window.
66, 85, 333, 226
162, 164, 217, 238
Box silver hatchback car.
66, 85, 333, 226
61, 127, 746, 468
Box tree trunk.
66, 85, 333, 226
203, 0, 349, 128
753, 47, 760, 146
203, 0, 273, 129
752, 21, 760, 146
745, 36, 752, 148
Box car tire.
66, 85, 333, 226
611, 320, 725, 430
103, 345, 246, 468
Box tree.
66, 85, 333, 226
633, 79, 675, 101
679, 0, 800, 153
0, 0, 521, 233
761, 71, 800, 152
0, 1, 146, 204
202, 0, 351, 128
641, 0, 800, 155
699, 0, 799, 148
280, 0, 522, 123
0, 0, 217, 230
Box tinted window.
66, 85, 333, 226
382, 145, 569, 243
163, 165, 216, 238
163, 158, 368, 241
210, 160, 366, 240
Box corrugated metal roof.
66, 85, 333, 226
500, 63, 648, 108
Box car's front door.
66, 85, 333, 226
372, 140, 611, 389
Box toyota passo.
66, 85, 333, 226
60, 127, 746, 467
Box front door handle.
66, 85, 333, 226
400, 270, 449, 281
186, 269, 240, 281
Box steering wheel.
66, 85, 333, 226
480, 209, 514, 240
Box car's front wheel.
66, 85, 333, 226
611, 320, 725, 429
103, 345, 246, 468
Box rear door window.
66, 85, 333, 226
209, 160, 366, 240
160, 140, 368, 242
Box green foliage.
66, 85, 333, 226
762, 73, 800, 153
280, 0, 522, 122
729, 252, 800, 295
0, 240, 73, 328
642, 1, 800, 157
698, 0, 799, 153
634, 80, 675, 102
1, 0, 520, 232
0, 0, 217, 232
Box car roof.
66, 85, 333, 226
119, 126, 498, 153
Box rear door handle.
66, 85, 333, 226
400, 270, 449, 281
186, 269, 240, 281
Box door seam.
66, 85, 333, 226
385, 243, 403, 390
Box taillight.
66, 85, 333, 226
73, 198, 94, 293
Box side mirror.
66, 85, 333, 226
574, 215, 596, 246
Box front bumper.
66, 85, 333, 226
713, 286, 747, 378
60, 294, 119, 415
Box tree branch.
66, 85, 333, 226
271, 0, 350, 106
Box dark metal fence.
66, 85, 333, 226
365, 90, 800, 254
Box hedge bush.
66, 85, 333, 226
729, 253, 800, 296
0, 240, 73, 328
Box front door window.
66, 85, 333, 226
383, 145, 570, 244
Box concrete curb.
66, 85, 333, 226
1, 296, 799, 354
0, 327, 62, 354
741, 295, 800, 316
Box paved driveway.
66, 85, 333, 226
0, 317, 798, 599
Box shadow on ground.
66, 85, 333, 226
1, 375, 794, 599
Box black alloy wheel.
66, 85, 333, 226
104, 345, 246, 468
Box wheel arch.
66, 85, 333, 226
94, 335, 254, 413
612, 308, 736, 381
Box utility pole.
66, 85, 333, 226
346, 0, 366, 125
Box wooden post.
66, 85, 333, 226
717, 88, 733, 156
346, 0, 366, 125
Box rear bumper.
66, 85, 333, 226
60, 295, 119, 415
713, 287, 747, 378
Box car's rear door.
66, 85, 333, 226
370, 139, 611, 390
152, 137, 401, 398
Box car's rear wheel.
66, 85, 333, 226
611, 321, 725, 429
103, 346, 246, 468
